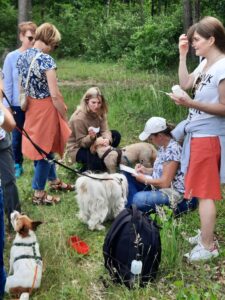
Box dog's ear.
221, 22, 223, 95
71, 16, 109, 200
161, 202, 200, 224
19, 225, 30, 237
31, 221, 43, 231
90, 142, 97, 154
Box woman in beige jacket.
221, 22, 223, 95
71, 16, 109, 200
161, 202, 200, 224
67, 87, 121, 172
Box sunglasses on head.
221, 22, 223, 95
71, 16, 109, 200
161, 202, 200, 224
26, 36, 34, 42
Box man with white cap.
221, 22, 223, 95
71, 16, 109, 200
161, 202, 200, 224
123, 116, 197, 214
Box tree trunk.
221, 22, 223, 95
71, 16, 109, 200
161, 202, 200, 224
183, 0, 192, 33
18, 0, 32, 24
105, 0, 110, 18
157, 0, 162, 15
151, 0, 155, 17
193, 0, 200, 23
17, 0, 32, 46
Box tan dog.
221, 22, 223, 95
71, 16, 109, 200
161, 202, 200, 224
5, 211, 43, 300
90, 137, 157, 173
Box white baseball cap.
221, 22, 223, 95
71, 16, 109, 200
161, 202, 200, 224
139, 117, 167, 141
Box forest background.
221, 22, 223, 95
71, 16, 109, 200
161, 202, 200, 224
1, 1, 225, 299
1, 0, 225, 70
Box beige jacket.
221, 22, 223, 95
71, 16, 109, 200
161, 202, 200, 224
66, 109, 112, 163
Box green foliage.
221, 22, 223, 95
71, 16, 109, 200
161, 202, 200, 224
1, 1, 225, 71
82, 9, 141, 61
124, 6, 183, 71
0, 0, 17, 58
201, 0, 225, 24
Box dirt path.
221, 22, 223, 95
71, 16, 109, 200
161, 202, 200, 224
58, 79, 152, 87
58, 79, 101, 87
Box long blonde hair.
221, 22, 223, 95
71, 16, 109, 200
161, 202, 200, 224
78, 87, 108, 118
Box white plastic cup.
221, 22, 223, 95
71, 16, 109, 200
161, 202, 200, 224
172, 85, 185, 97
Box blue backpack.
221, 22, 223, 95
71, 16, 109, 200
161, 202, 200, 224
103, 205, 161, 288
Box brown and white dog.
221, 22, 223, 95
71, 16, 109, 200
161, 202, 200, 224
90, 137, 157, 173
5, 211, 43, 299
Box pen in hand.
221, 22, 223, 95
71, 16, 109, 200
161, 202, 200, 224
135, 160, 145, 174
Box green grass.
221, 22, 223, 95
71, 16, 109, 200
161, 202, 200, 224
4, 60, 225, 299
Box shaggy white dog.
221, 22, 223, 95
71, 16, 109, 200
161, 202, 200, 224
75, 173, 128, 230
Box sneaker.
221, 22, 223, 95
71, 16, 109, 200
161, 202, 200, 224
187, 229, 201, 245
187, 229, 218, 246
15, 163, 24, 178
184, 242, 219, 262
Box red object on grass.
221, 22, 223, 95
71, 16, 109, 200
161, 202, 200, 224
68, 235, 89, 255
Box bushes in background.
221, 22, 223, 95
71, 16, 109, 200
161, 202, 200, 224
1, 1, 224, 71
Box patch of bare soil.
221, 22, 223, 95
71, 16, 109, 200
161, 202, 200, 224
58, 79, 152, 88
58, 79, 100, 87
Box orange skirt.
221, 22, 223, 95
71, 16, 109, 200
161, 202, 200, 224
22, 96, 71, 160
184, 137, 221, 200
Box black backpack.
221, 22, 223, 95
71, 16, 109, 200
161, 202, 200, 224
103, 205, 161, 288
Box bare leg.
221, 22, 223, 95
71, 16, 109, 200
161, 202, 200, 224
199, 199, 216, 249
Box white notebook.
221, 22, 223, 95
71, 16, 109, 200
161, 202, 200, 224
119, 164, 152, 179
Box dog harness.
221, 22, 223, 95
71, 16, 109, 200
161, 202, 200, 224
101, 148, 132, 168
13, 242, 42, 263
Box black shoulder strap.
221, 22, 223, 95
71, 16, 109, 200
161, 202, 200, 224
103, 208, 131, 252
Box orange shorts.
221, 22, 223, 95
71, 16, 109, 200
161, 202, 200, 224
184, 137, 221, 200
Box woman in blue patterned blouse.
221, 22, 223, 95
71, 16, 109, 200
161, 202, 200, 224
123, 117, 197, 215
17, 23, 73, 205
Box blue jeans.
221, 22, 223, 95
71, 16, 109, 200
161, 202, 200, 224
133, 190, 170, 212
0, 187, 6, 297
32, 153, 57, 190
123, 172, 151, 207
123, 171, 198, 214
0, 146, 21, 230
11, 106, 25, 165
133, 191, 198, 214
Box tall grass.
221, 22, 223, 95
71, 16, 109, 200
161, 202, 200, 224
4, 60, 225, 300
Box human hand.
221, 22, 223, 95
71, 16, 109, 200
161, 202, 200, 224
101, 138, 110, 147
132, 173, 146, 184
179, 34, 189, 57
88, 128, 97, 138
135, 163, 147, 174
169, 91, 192, 107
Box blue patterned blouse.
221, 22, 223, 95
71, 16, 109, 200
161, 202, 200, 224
152, 139, 185, 194
17, 48, 56, 99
